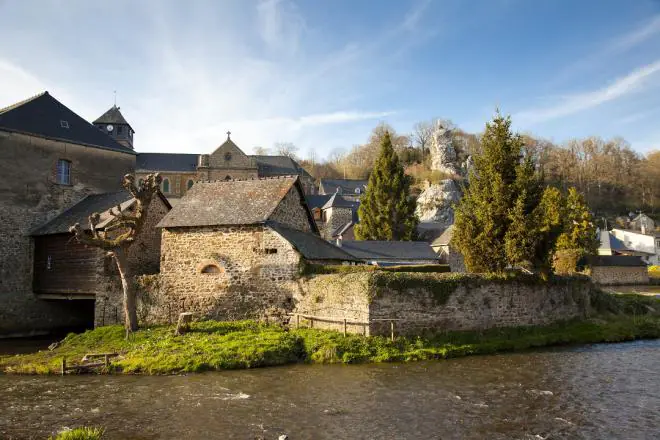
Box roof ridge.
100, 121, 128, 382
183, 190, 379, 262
0, 91, 48, 115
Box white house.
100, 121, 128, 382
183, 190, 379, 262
610, 228, 660, 265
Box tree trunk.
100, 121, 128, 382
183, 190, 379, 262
113, 248, 138, 334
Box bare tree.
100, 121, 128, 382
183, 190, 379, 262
411, 120, 434, 151
253, 146, 270, 155
69, 173, 162, 336
274, 142, 299, 158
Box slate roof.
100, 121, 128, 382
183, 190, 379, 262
339, 241, 439, 261
319, 179, 368, 195
267, 222, 358, 262
253, 155, 313, 178
157, 176, 308, 228
305, 194, 332, 210
322, 193, 356, 210
137, 153, 198, 172
93, 105, 133, 130
433, 225, 454, 247
0, 92, 134, 154
587, 255, 647, 267
598, 230, 630, 253
31, 192, 134, 236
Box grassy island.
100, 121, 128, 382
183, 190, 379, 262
2, 294, 659, 375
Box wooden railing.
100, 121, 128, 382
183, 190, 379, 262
289, 313, 406, 341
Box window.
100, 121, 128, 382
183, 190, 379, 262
264, 248, 278, 254
224, 152, 232, 161
224, 175, 232, 181
187, 180, 194, 190
117, 126, 123, 134
174, 179, 181, 193
56, 159, 71, 184
200, 264, 222, 274
162, 178, 170, 193
313, 208, 321, 220
60, 120, 69, 129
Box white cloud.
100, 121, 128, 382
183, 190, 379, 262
612, 15, 660, 51
256, 0, 306, 56
516, 60, 660, 124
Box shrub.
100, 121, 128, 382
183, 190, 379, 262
553, 249, 585, 275
49, 427, 104, 440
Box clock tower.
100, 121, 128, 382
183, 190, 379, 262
93, 105, 135, 150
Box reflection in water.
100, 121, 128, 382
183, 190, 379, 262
1, 340, 659, 439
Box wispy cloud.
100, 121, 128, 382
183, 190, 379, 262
612, 15, 660, 51
516, 60, 660, 124
401, 0, 432, 31
256, 0, 306, 56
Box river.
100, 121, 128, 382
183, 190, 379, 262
1, 340, 659, 439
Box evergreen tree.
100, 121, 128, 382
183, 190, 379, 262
452, 113, 529, 272
556, 187, 598, 253
355, 131, 418, 240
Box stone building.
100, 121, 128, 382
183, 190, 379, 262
306, 193, 358, 241
140, 176, 356, 323
318, 178, 367, 201
135, 133, 316, 203
0, 92, 137, 336
588, 255, 649, 285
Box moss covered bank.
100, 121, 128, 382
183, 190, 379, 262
1, 294, 659, 375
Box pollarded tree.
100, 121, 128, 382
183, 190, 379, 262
69, 173, 162, 336
355, 131, 418, 240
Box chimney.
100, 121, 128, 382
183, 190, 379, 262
641, 222, 647, 235
336, 236, 342, 247
198, 154, 209, 168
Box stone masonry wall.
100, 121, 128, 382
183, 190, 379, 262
322, 207, 353, 240
0, 131, 135, 335
135, 224, 302, 325
269, 185, 313, 232
590, 266, 649, 286
293, 273, 594, 337
94, 196, 170, 327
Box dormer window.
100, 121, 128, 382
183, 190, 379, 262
60, 120, 69, 129
56, 159, 71, 185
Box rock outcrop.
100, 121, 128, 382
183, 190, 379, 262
415, 179, 461, 226
429, 122, 460, 176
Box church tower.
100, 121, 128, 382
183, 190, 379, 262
93, 105, 135, 150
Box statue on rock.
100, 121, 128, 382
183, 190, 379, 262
430, 121, 460, 176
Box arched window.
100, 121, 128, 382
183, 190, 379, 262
162, 178, 170, 193
56, 159, 71, 185
187, 180, 194, 190
224, 175, 232, 181
200, 264, 222, 274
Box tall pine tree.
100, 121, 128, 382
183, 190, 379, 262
355, 131, 418, 240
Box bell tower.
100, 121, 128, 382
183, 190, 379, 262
93, 105, 135, 150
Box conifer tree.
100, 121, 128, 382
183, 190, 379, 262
355, 131, 418, 240
556, 187, 598, 253
452, 113, 528, 272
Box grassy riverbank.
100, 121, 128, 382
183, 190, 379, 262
2, 295, 659, 375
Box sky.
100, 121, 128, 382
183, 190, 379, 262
1, 0, 659, 158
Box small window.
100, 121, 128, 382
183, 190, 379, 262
224, 175, 232, 181
60, 120, 69, 129
187, 180, 194, 190
265, 248, 278, 254
56, 159, 71, 184
46, 255, 52, 270
162, 178, 170, 193
224, 152, 232, 161
201, 264, 222, 274
117, 126, 123, 134
313, 208, 321, 220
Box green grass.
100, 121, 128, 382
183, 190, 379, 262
2, 294, 660, 375
48, 427, 104, 440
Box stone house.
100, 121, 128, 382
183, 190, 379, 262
588, 255, 649, 285
318, 178, 368, 201
30, 191, 171, 327
306, 192, 358, 241
135, 134, 316, 203
0, 92, 137, 336
143, 176, 357, 323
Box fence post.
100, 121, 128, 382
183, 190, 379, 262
61, 358, 66, 376
343, 318, 347, 336
296, 314, 300, 329
104, 354, 110, 368
310, 317, 314, 329
390, 321, 395, 342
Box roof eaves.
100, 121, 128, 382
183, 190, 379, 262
0, 126, 136, 155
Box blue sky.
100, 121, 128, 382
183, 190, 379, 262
1, 0, 659, 157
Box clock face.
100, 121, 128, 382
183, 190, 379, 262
106, 124, 114, 132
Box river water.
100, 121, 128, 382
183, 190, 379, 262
1, 340, 659, 439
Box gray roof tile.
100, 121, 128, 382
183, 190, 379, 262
0, 92, 134, 154
319, 178, 368, 195
137, 153, 198, 172
267, 222, 357, 261
340, 241, 439, 261
157, 176, 303, 228
93, 105, 133, 130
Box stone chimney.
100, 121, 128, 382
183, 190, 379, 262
641, 222, 647, 235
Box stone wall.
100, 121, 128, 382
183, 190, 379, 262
269, 186, 313, 232
135, 224, 303, 325
94, 196, 171, 326
590, 266, 649, 286
0, 131, 135, 335
322, 207, 353, 240
293, 273, 595, 336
